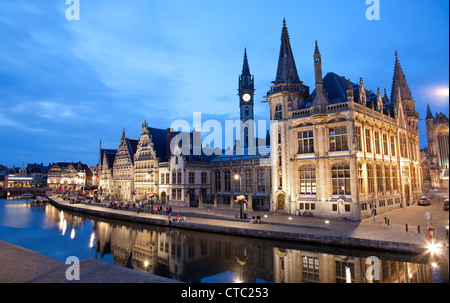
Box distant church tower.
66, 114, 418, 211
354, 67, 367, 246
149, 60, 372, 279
238, 48, 255, 148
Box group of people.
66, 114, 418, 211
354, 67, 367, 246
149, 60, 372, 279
154, 206, 172, 215
168, 214, 186, 224
249, 215, 262, 224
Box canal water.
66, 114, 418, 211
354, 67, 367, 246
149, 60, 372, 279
0, 199, 446, 283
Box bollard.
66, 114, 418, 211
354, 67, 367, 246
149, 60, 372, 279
387, 219, 390, 226
406, 224, 408, 232
418, 225, 420, 234
384, 217, 387, 224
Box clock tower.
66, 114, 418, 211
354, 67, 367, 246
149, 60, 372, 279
238, 48, 255, 148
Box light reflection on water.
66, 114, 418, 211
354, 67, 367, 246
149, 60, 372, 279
0, 199, 446, 283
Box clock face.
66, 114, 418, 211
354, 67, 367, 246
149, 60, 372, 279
242, 93, 251, 102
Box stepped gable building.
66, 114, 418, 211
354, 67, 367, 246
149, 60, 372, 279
422, 105, 449, 189
47, 162, 94, 190
99, 20, 422, 220
265, 19, 422, 220
99, 49, 272, 210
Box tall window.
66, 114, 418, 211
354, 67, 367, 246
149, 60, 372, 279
376, 164, 383, 193
365, 129, 372, 153
390, 136, 396, 157
367, 163, 374, 194
201, 172, 207, 184
257, 169, 265, 192
214, 171, 221, 192
400, 134, 407, 158
374, 132, 381, 154
224, 170, 231, 192
245, 170, 253, 192
234, 172, 240, 192
356, 126, 363, 151
172, 170, 177, 184
177, 171, 182, 184
438, 132, 449, 168
275, 105, 282, 120
300, 165, 316, 194
298, 130, 314, 154
392, 165, 399, 191
329, 126, 348, 151
332, 163, 351, 195
383, 134, 389, 155
189, 172, 195, 184
358, 162, 365, 194
384, 164, 391, 193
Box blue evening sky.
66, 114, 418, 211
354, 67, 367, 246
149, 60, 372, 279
0, 0, 448, 168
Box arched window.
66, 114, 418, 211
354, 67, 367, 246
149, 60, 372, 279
300, 165, 316, 195
275, 105, 282, 120
332, 163, 351, 195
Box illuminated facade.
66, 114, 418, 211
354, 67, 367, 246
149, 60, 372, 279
265, 20, 422, 220
423, 106, 449, 189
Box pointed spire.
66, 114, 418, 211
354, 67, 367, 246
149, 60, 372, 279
347, 78, 354, 102
426, 104, 434, 119
275, 18, 300, 84
359, 77, 366, 104
377, 87, 383, 113
121, 128, 126, 140
391, 50, 413, 102
242, 48, 251, 76
314, 40, 320, 55
383, 88, 389, 102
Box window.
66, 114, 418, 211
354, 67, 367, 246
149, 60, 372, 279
336, 262, 355, 283
299, 165, 316, 194
298, 130, 314, 154
177, 171, 182, 184
356, 126, 363, 151
224, 170, 231, 192
332, 163, 351, 195
383, 134, 389, 155
365, 129, 372, 153
257, 169, 265, 192
367, 163, 375, 194
390, 136, 396, 157
384, 164, 391, 193
189, 172, 195, 184
215, 171, 221, 192
275, 105, 282, 120
374, 132, 381, 154
376, 164, 383, 193
172, 170, 176, 184
245, 170, 253, 192
329, 126, 348, 151
358, 163, 365, 193
392, 165, 399, 191
201, 172, 207, 184
400, 134, 407, 158
302, 256, 319, 283
234, 172, 241, 192
165, 173, 170, 184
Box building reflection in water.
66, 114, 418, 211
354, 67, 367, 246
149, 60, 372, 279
45, 206, 436, 283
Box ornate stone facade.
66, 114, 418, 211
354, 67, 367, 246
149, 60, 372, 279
265, 20, 422, 220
